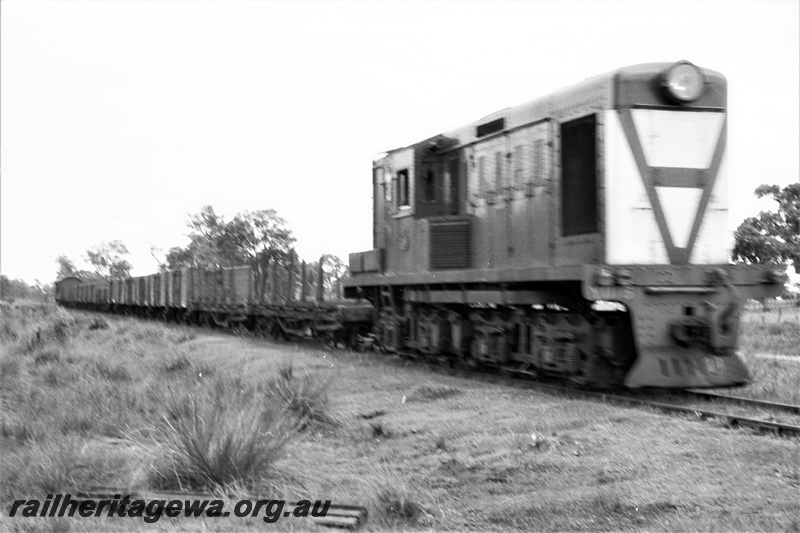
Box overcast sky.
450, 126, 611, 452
2, 0, 798, 285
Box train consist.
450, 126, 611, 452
55, 259, 374, 345
57, 61, 786, 389
344, 61, 785, 388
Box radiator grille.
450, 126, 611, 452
430, 219, 471, 270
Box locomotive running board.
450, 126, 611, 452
404, 289, 576, 306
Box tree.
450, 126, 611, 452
319, 253, 348, 299
223, 210, 296, 298
55, 255, 78, 280
150, 245, 168, 272
164, 205, 349, 301
54, 255, 104, 281
166, 206, 296, 297
733, 183, 800, 273
85, 240, 132, 278
166, 206, 229, 269
0, 275, 51, 302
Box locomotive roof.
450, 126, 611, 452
379, 61, 726, 158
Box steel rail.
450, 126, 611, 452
391, 351, 800, 438
684, 389, 800, 415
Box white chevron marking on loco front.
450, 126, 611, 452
631, 109, 725, 169
655, 186, 704, 249
604, 111, 668, 264
690, 152, 730, 264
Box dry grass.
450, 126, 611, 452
740, 301, 800, 356
2, 304, 799, 532
0, 306, 335, 517
734, 302, 800, 404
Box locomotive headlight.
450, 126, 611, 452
662, 61, 706, 103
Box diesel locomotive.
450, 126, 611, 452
344, 61, 785, 388
55, 61, 786, 389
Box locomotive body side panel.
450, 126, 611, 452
505, 122, 553, 269
551, 77, 612, 267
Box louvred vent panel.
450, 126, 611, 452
430, 219, 471, 270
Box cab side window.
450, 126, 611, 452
397, 169, 410, 207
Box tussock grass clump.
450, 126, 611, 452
127, 323, 170, 344
358, 409, 386, 420
169, 331, 197, 344
33, 347, 61, 366
3, 308, 76, 356
0, 356, 22, 380
87, 317, 109, 330
92, 360, 133, 382
144, 376, 296, 492
1, 316, 21, 342
374, 485, 427, 527
1, 436, 103, 500
272, 362, 338, 430
163, 353, 214, 379
50, 314, 76, 344
2, 435, 145, 502
164, 353, 193, 373
370, 421, 392, 439
411, 383, 462, 401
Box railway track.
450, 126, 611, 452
683, 389, 800, 416
386, 349, 800, 438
